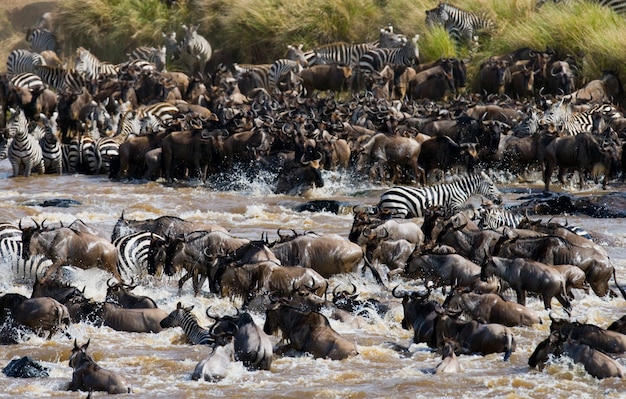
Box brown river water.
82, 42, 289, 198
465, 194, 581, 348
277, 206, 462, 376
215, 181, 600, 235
1, 161, 626, 399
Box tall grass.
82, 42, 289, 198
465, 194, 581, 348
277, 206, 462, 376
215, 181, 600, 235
44, 0, 626, 85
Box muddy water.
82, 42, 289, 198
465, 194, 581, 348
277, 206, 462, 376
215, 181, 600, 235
0, 162, 626, 399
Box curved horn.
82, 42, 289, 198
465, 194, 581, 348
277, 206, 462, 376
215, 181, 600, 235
392, 285, 405, 298
205, 306, 221, 321
107, 278, 115, 288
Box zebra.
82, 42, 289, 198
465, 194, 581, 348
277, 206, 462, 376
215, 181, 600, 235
233, 63, 272, 93
536, 0, 626, 15
355, 34, 419, 90
26, 28, 57, 53
8, 72, 46, 98
356, 34, 419, 75
476, 205, 524, 229
6, 49, 46, 78
310, 42, 376, 68
377, 171, 502, 218
114, 231, 166, 281
127, 46, 167, 72
269, 59, 304, 93
135, 102, 179, 127
162, 31, 182, 63
539, 100, 622, 135
285, 44, 312, 67
160, 303, 217, 345
180, 24, 212, 77
0, 222, 52, 281
61, 138, 81, 174
34, 65, 86, 93
39, 125, 63, 174
425, 2, 495, 46
7, 109, 45, 177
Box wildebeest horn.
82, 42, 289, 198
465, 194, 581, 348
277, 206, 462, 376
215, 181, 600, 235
107, 278, 115, 288
205, 307, 221, 321
392, 285, 406, 298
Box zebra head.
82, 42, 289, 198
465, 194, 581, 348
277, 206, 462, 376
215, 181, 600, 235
160, 302, 194, 328
477, 171, 502, 205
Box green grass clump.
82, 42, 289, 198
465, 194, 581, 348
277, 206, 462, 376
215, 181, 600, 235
56, 0, 190, 63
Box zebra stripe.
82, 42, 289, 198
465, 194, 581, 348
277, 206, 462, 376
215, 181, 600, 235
39, 124, 63, 174
114, 231, 165, 281
539, 101, 621, 135
62, 138, 81, 173
75, 47, 102, 82
34, 65, 86, 93
7, 109, 45, 177
0, 222, 52, 281
269, 59, 303, 92
425, 2, 495, 45
357, 34, 419, 75
595, 0, 626, 14
477, 206, 524, 229
160, 305, 216, 345
311, 42, 376, 68
135, 102, 179, 127
377, 172, 502, 218
6, 50, 46, 78
181, 24, 212, 77
234, 63, 272, 92
537, 0, 626, 15
8, 73, 46, 98
127, 46, 167, 72
79, 135, 102, 174
26, 28, 57, 53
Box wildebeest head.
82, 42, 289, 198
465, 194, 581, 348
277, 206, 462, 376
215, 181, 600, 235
69, 338, 92, 369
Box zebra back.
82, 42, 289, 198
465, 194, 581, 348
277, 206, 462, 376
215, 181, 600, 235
477, 205, 524, 229
357, 34, 419, 75
181, 24, 212, 77
7, 109, 45, 177
6, 49, 45, 78
26, 28, 57, 53
160, 304, 215, 345
425, 2, 495, 45
114, 231, 166, 281
312, 42, 376, 68
377, 172, 502, 218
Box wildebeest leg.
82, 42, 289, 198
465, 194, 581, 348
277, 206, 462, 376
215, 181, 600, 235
42, 260, 65, 281
178, 272, 192, 293
554, 293, 572, 313
516, 289, 526, 306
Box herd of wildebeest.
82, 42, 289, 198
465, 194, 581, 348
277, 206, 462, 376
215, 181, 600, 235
3, 4, 626, 395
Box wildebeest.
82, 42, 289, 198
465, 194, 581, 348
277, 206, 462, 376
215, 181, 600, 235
435, 340, 462, 374
433, 309, 517, 361
0, 293, 70, 340
543, 132, 619, 191
418, 136, 477, 181
393, 285, 441, 347
209, 310, 273, 370
300, 64, 352, 95
105, 279, 158, 309
356, 132, 424, 185
263, 303, 358, 360
20, 222, 122, 282
274, 155, 325, 196
443, 290, 542, 327
191, 341, 235, 382
68, 339, 132, 394
529, 332, 625, 379
481, 256, 571, 311
100, 302, 168, 333
218, 260, 327, 305
269, 232, 364, 279
548, 315, 626, 355
492, 233, 621, 298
